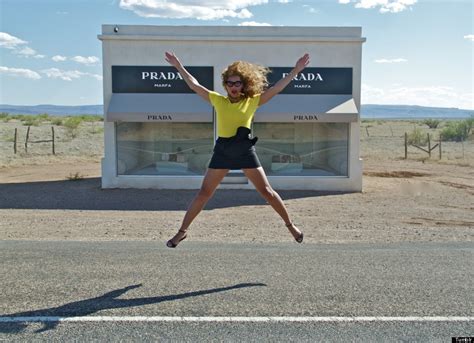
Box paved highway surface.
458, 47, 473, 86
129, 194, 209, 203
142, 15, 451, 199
1, 241, 472, 341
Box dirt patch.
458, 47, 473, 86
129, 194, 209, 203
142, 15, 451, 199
1, 119, 473, 244
364, 171, 430, 178
437, 180, 474, 191
407, 217, 474, 227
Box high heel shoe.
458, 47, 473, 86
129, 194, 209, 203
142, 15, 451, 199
166, 229, 188, 248
286, 222, 303, 243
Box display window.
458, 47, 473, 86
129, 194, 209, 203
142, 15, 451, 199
116, 122, 214, 175
253, 122, 349, 176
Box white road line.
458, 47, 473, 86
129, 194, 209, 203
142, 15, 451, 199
0, 316, 473, 323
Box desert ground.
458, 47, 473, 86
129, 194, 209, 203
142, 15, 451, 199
0, 118, 473, 244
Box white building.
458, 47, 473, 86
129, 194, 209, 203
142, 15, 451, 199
98, 25, 366, 191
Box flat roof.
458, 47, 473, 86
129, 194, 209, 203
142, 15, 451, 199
98, 25, 366, 43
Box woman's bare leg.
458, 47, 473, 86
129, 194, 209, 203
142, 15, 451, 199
168, 168, 229, 245
242, 167, 302, 240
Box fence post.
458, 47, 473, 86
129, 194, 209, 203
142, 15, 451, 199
427, 133, 431, 158
405, 132, 408, 159
439, 137, 442, 159
366, 126, 370, 137
14, 128, 17, 154
25, 126, 30, 153
52, 126, 55, 155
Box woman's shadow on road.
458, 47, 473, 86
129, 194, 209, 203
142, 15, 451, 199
0, 282, 266, 334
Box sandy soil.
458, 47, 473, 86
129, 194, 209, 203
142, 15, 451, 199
0, 119, 473, 244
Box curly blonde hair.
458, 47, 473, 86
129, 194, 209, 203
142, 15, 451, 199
221, 61, 270, 98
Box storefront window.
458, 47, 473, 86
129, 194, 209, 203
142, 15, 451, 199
116, 122, 214, 175
253, 123, 349, 176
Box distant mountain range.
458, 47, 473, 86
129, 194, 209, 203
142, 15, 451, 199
0, 103, 472, 119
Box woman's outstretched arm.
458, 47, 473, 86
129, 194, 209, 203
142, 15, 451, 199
259, 53, 310, 106
165, 51, 211, 103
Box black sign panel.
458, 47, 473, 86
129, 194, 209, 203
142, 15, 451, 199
267, 67, 352, 94
112, 66, 214, 93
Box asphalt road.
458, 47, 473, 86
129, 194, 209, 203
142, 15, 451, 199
1, 240, 473, 342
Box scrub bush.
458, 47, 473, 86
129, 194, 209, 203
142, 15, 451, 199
64, 117, 82, 138
37, 113, 50, 121
78, 115, 103, 122
422, 119, 440, 129
407, 127, 429, 145
21, 115, 41, 126
440, 117, 473, 142
51, 118, 63, 126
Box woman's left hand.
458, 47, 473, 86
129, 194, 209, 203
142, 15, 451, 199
294, 53, 310, 73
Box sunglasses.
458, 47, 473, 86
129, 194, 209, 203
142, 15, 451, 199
225, 80, 243, 87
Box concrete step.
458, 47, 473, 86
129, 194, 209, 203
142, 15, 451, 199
221, 173, 248, 184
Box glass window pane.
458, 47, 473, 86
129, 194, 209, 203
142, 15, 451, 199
116, 122, 214, 175
253, 122, 349, 176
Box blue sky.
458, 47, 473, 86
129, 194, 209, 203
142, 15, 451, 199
0, 0, 472, 109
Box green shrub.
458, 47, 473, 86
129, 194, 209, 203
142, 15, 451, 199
37, 113, 50, 121
10, 114, 24, 120
64, 117, 82, 129
78, 114, 103, 122
22, 117, 41, 126
51, 117, 63, 126
0, 112, 11, 122
440, 117, 473, 142
423, 119, 440, 129
23, 121, 36, 126
64, 117, 82, 138
407, 127, 429, 145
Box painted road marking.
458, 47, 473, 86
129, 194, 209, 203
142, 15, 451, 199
1, 316, 473, 322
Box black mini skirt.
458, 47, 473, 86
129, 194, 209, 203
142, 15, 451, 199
208, 136, 262, 170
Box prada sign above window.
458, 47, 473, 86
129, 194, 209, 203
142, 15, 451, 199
112, 66, 214, 93
107, 66, 214, 122
267, 67, 352, 95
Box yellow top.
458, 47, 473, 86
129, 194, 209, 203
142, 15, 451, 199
209, 91, 261, 138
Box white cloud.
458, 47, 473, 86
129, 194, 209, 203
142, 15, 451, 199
14, 46, 45, 59
40, 68, 102, 81
0, 32, 28, 49
52, 55, 68, 62
375, 58, 408, 63
339, 0, 417, 13
464, 34, 474, 42
15, 46, 37, 56
41, 68, 83, 81
362, 83, 474, 110
238, 21, 272, 26
88, 73, 103, 81
119, 0, 268, 20
0, 32, 45, 58
71, 56, 100, 65
0, 66, 42, 79
277, 0, 292, 3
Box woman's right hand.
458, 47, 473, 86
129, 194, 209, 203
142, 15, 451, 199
165, 51, 182, 69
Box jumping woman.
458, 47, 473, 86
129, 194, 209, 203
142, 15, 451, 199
165, 51, 310, 248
